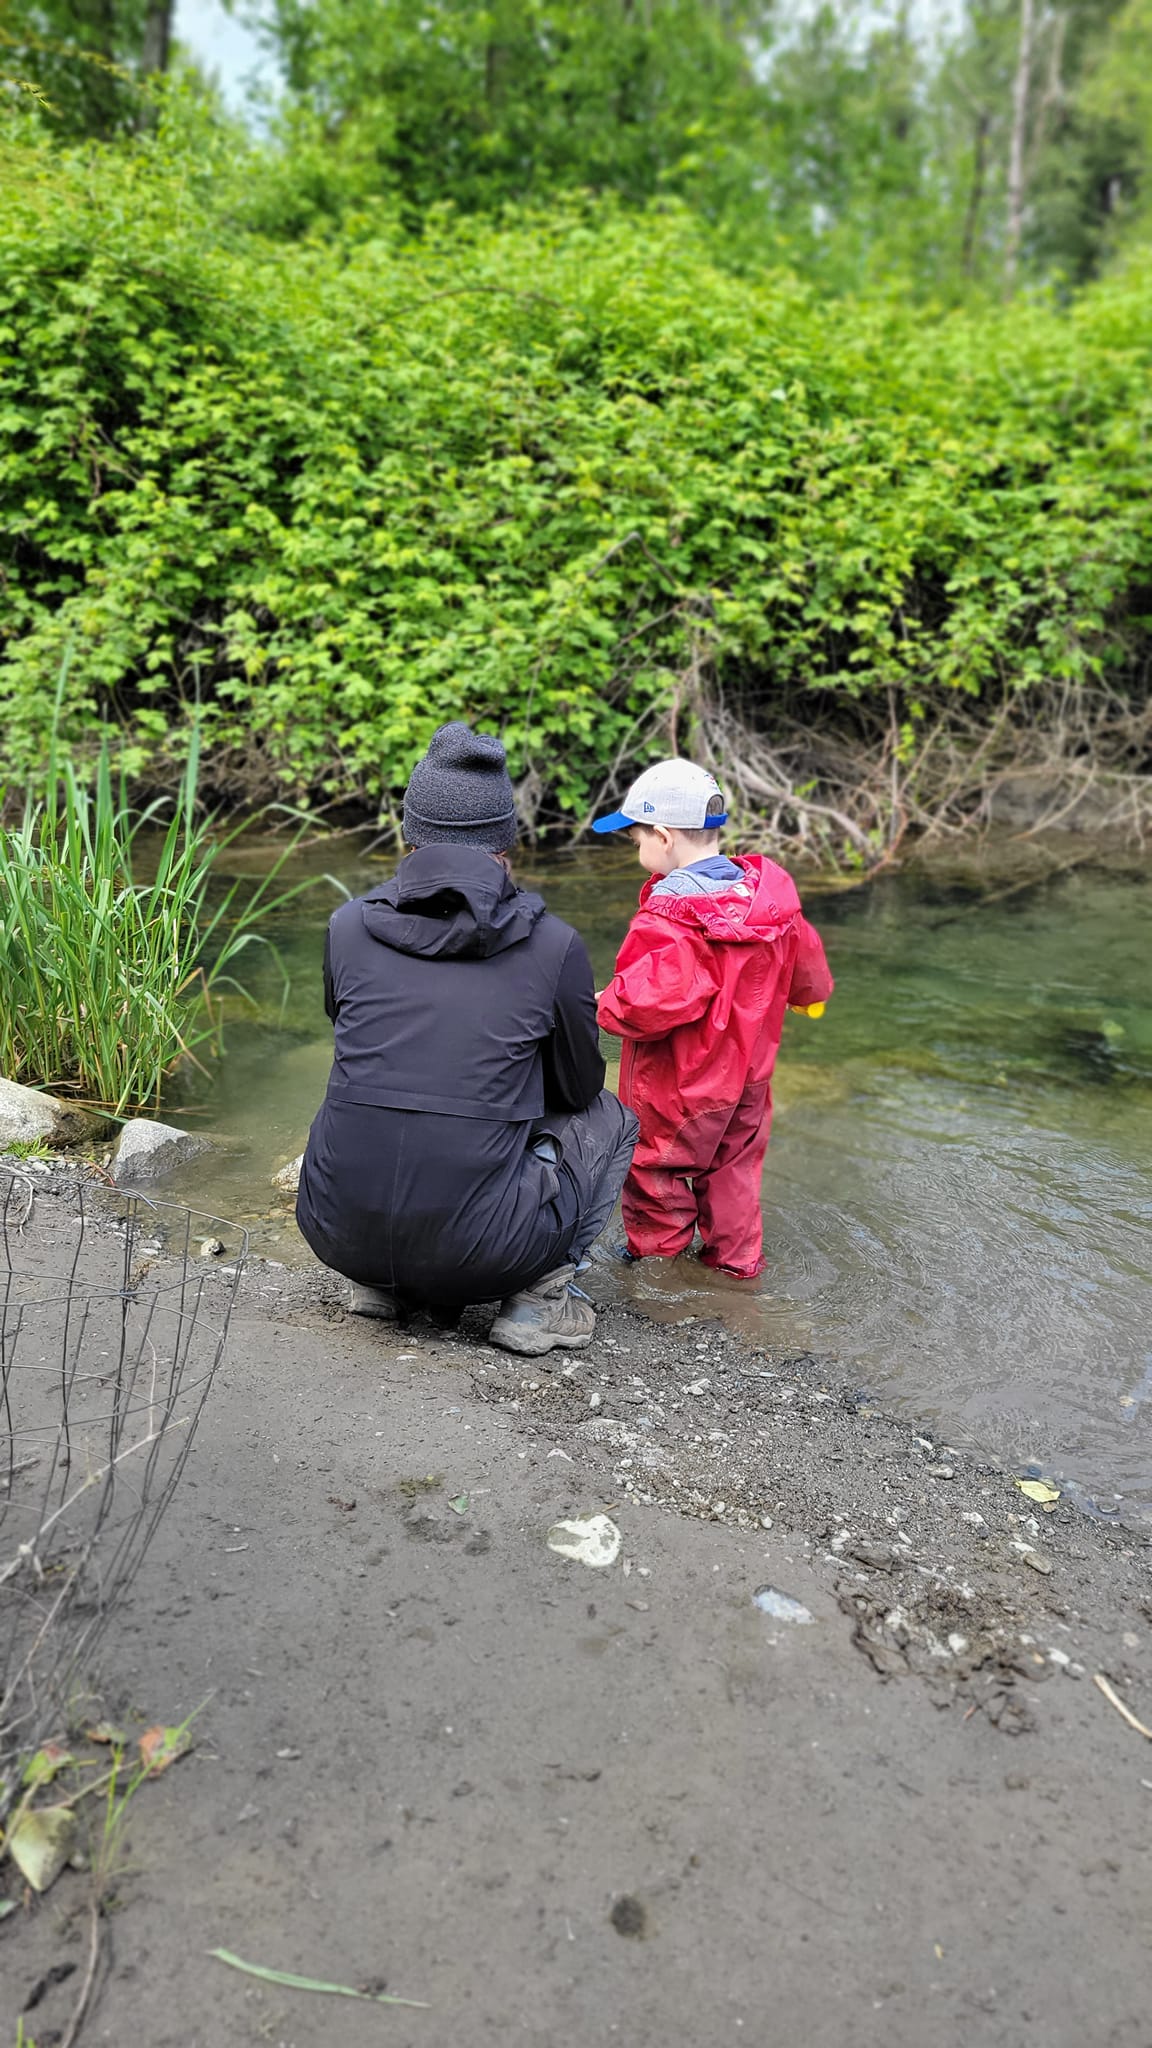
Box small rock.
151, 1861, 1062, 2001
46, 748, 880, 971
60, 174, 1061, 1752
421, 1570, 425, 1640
199, 1237, 225, 1258
547, 1514, 622, 1569
753, 1586, 815, 1625
588, 1390, 603, 1411
112, 1118, 210, 1185
1021, 1550, 1052, 1575
272, 1152, 304, 1194
926, 1464, 955, 1480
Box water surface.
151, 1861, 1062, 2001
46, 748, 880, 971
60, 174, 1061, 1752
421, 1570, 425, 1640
168, 841, 1152, 1513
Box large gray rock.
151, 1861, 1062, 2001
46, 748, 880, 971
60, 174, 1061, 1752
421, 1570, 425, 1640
0, 1078, 101, 1148
112, 1118, 210, 1185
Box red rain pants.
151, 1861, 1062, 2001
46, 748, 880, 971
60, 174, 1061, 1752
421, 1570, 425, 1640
621, 1079, 772, 1279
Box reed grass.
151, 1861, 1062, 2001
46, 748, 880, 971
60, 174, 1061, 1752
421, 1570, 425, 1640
0, 711, 310, 1117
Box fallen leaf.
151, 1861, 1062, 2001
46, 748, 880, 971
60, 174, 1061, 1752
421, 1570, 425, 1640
22, 1742, 74, 1789
209, 1949, 428, 2007
8, 1806, 77, 1892
1015, 1478, 1060, 1505
85, 1721, 128, 1747
138, 1724, 193, 1776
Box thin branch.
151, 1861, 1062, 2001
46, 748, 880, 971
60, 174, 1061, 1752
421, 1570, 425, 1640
59, 1897, 102, 2048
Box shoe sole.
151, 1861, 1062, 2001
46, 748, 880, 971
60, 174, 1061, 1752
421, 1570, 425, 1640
487, 1324, 595, 1357
350, 1303, 401, 1322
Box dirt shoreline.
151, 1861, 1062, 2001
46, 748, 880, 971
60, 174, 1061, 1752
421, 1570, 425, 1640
3, 1170, 1152, 2047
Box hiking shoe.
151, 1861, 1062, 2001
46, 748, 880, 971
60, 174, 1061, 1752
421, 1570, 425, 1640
349, 1282, 402, 1322
488, 1265, 596, 1357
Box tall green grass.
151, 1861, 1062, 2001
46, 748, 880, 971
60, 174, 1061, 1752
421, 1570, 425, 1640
0, 717, 311, 1117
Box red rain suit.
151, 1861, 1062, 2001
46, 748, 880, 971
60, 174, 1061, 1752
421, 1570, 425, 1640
597, 855, 833, 1278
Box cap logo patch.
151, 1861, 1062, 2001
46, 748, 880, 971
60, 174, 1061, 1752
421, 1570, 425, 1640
643, 801, 655, 813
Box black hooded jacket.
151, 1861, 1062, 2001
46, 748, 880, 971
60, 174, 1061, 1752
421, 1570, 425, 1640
296, 847, 605, 1303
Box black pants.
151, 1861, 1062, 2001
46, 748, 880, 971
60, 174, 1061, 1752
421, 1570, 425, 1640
532, 1089, 639, 1270
310, 1089, 638, 1308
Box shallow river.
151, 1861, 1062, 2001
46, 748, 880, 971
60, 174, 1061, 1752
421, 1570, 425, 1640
168, 841, 1152, 1516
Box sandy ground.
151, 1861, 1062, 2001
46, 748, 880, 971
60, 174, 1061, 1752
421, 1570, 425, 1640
3, 1176, 1152, 2048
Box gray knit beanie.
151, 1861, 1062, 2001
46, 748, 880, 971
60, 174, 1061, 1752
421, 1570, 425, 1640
402, 722, 518, 851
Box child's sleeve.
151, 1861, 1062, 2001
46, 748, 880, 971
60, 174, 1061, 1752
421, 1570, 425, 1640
598, 917, 720, 1041
785, 916, 834, 1010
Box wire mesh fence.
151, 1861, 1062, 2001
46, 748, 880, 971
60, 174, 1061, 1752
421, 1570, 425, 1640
0, 1169, 246, 1819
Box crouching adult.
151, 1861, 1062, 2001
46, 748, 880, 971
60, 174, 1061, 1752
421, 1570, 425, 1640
296, 723, 638, 1356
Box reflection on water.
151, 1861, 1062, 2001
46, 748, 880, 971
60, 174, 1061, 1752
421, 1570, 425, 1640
168, 841, 1152, 1512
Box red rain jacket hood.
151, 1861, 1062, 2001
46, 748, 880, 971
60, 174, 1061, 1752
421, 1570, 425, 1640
597, 854, 833, 1128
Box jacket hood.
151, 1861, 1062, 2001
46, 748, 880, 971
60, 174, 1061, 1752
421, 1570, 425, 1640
639, 854, 801, 944
361, 846, 546, 960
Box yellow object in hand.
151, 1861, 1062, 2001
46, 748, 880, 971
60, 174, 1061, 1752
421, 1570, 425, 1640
789, 1001, 826, 1019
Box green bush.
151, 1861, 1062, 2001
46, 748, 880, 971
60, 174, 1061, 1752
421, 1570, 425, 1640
2, 122, 1151, 822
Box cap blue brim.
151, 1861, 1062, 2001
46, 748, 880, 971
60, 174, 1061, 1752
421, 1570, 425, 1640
591, 809, 729, 833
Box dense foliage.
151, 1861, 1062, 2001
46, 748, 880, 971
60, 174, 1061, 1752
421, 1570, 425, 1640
266, 0, 772, 226
2, 120, 1151, 825
8, 2, 1152, 289
252, 0, 1152, 292
1, 0, 172, 136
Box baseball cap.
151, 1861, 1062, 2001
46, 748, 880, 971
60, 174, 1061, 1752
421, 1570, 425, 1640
592, 759, 728, 834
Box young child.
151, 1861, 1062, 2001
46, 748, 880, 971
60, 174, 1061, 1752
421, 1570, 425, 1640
593, 759, 833, 1279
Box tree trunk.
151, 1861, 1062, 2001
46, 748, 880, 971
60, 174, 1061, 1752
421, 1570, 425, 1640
1028, 8, 1066, 171
1004, 0, 1035, 289
140, 0, 172, 76
961, 109, 991, 278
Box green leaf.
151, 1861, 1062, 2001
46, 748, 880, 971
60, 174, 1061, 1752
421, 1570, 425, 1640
8, 1806, 77, 1893
208, 1949, 428, 2007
